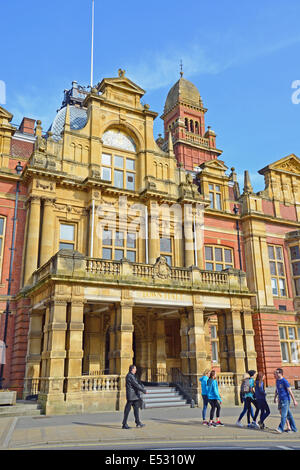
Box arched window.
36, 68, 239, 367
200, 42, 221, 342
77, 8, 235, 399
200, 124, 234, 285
185, 118, 189, 131
102, 129, 136, 152
204, 245, 234, 271
101, 128, 136, 190
190, 120, 194, 133
195, 122, 199, 134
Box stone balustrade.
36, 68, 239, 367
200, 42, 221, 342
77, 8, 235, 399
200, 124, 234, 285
29, 249, 249, 294
185, 131, 210, 148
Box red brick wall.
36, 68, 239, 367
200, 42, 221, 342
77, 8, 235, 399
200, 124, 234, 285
0, 180, 28, 393
280, 204, 297, 221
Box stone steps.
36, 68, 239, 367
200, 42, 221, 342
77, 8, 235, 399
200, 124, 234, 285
0, 400, 42, 418
143, 386, 189, 409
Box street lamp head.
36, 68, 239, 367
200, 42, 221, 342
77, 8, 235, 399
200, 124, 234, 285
15, 162, 23, 175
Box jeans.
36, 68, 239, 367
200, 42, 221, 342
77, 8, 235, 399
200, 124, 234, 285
254, 398, 270, 424
244, 397, 258, 424
238, 400, 254, 422
202, 395, 209, 420
278, 400, 298, 433
208, 399, 221, 420
122, 400, 141, 426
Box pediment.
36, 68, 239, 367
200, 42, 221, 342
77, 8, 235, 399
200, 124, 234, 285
0, 105, 13, 122
200, 159, 228, 172
259, 154, 300, 176
97, 73, 145, 97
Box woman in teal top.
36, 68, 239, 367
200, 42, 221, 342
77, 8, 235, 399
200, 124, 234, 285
206, 370, 224, 427
199, 369, 210, 424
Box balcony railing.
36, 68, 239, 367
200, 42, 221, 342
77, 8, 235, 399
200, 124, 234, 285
23, 375, 120, 398
185, 132, 210, 148
31, 250, 249, 294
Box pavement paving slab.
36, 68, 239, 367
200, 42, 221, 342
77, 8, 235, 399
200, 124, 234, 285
1, 405, 300, 450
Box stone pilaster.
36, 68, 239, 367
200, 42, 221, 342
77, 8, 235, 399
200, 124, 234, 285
24, 196, 41, 285
40, 198, 55, 266
64, 300, 84, 411
114, 292, 134, 377
225, 307, 246, 374
187, 298, 209, 404
241, 308, 257, 371
155, 318, 167, 381
24, 309, 44, 397
38, 299, 67, 413
179, 312, 189, 375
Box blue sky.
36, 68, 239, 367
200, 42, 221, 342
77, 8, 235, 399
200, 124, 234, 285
2, 0, 300, 191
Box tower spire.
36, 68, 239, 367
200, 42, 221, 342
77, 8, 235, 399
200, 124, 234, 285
243, 170, 253, 194
180, 59, 183, 77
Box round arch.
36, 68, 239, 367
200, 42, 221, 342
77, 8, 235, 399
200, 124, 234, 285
101, 121, 144, 153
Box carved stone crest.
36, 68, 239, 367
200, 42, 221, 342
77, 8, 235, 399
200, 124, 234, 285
153, 256, 171, 279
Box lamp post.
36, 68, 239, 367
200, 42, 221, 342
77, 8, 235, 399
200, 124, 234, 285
233, 204, 242, 270
0, 162, 23, 389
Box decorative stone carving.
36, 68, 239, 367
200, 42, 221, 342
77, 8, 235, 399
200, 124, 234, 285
36, 180, 54, 191
153, 256, 171, 280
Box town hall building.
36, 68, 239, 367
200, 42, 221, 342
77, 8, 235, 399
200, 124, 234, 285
0, 69, 299, 414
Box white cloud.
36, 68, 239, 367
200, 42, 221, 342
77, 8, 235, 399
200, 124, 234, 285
127, 44, 233, 91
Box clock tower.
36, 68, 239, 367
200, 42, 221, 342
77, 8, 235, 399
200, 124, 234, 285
160, 72, 222, 171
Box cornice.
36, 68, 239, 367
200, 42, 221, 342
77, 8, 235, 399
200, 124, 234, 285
240, 211, 300, 228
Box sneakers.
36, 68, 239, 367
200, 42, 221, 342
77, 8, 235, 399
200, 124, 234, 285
207, 421, 216, 427
247, 423, 253, 428
122, 424, 130, 429
259, 421, 265, 430
136, 423, 145, 428
251, 421, 260, 429
236, 420, 243, 427
202, 420, 208, 425
215, 421, 224, 426
275, 428, 283, 433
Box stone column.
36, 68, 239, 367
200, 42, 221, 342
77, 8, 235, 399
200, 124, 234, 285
24, 309, 44, 397
155, 318, 167, 381
187, 298, 209, 404
40, 198, 55, 266
115, 293, 134, 377
38, 300, 67, 414
241, 308, 257, 372
64, 301, 84, 410
84, 313, 102, 374
114, 292, 134, 410
217, 313, 229, 371
179, 312, 189, 375
225, 307, 246, 374
108, 306, 117, 374
24, 196, 41, 285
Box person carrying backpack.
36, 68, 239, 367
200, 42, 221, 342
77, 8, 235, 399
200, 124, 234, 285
236, 370, 258, 428
236, 373, 254, 427
206, 370, 224, 427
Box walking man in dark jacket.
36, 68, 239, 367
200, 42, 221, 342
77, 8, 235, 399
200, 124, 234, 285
122, 365, 147, 429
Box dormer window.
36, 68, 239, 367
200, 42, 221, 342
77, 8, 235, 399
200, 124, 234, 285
209, 183, 222, 210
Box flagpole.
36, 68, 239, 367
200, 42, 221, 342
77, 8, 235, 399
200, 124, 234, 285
90, 0, 95, 88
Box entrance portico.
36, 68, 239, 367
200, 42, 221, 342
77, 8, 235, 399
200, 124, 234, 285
23, 250, 256, 415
